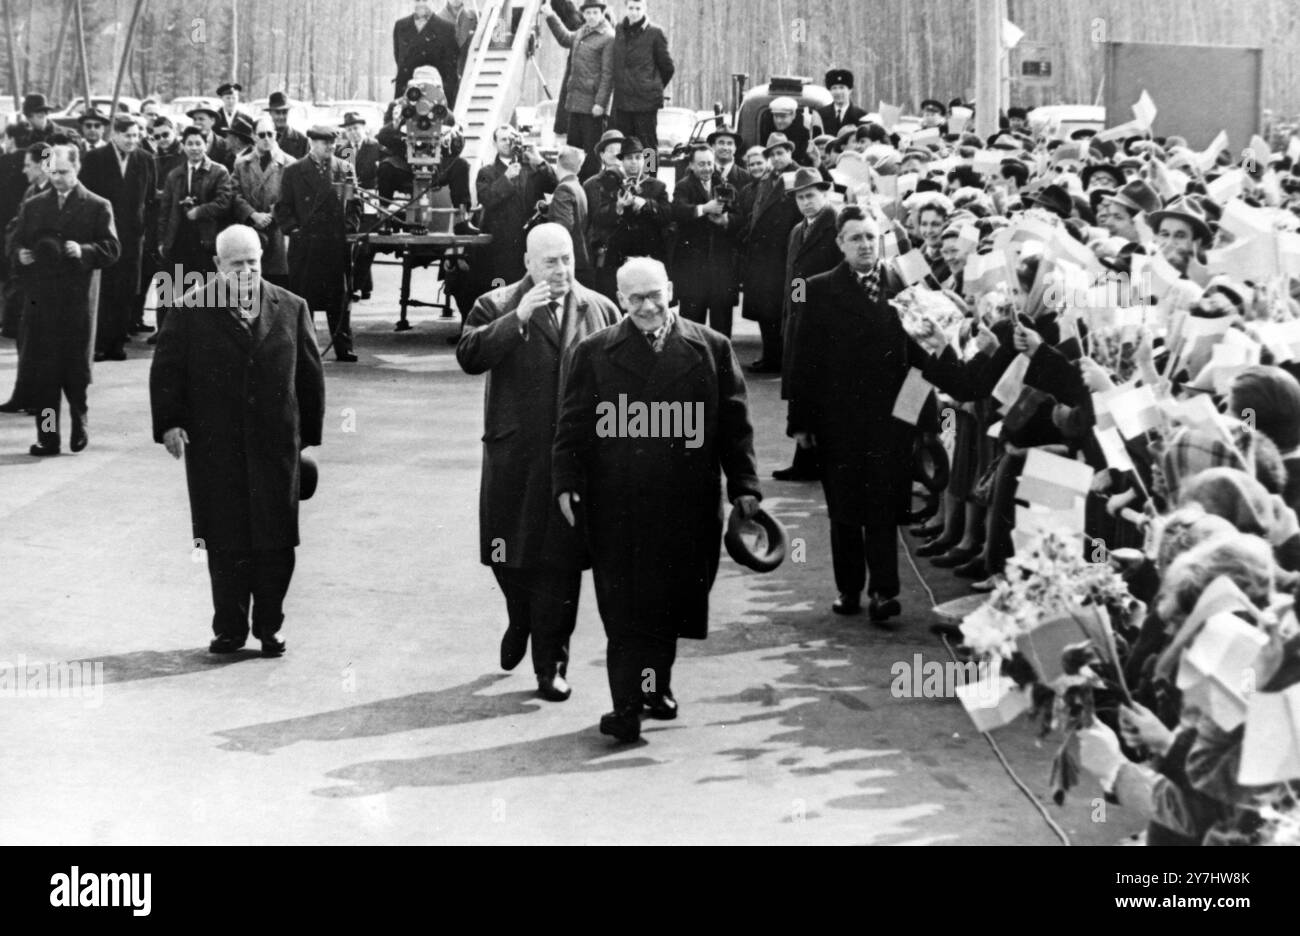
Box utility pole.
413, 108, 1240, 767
231, 0, 238, 85
974, 0, 1004, 138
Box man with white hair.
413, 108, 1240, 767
553, 256, 762, 743
150, 224, 325, 657
457, 223, 619, 702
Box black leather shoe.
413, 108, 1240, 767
209, 634, 246, 654
256, 632, 286, 657
334, 351, 358, 363
915, 537, 957, 558
930, 546, 979, 568
29, 443, 60, 457
868, 595, 902, 625
537, 670, 571, 702
953, 557, 988, 579
70, 426, 88, 453
832, 593, 861, 615
499, 626, 528, 671
0, 398, 25, 413
771, 465, 820, 481
93, 351, 107, 362
599, 706, 642, 743
642, 689, 678, 720
103, 348, 127, 361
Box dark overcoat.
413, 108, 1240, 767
158, 157, 233, 261
476, 156, 558, 288
548, 175, 592, 273
275, 154, 359, 312
741, 170, 800, 324
670, 172, 744, 310
786, 262, 966, 525
779, 205, 841, 398
149, 280, 325, 551
457, 276, 620, 570
80, 144, 157, 282
5, 184, 120, 395
551, 316, 762, 641
392, 11, 460, 101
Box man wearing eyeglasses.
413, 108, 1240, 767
231, 116, 293, 290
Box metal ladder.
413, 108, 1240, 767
455, 0, 546, 197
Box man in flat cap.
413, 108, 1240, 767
276, 125, 360, 363
214, 82, 247, 136
817, 69, 866, 137
82, 114, 157, 362
758, 96, 814, 166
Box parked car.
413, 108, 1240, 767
50, 95, 142, 131
315, 99, 386, 132
248, 97, 316, 131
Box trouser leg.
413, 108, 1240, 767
491, 566, 532, 634
708, 294, 733, 337
207, 549, 253, 641
758, 318, 782, 364
65, 378, 87, 434
250, 548, 296, 638
33, 385, 61, 449
525, 568, 582, 676
829, 520, 867, 597
864, 520, 900, 599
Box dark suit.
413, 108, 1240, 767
204, 132, 236, 171
742, 168, 800, 362
81, 144, 158, 355
276, 127, 310, 161
6, 184, 121, 447
0, 150, 30, 338
393, 12, 460, 105
582, 166, 622, 298
787, 262, 966, 600
149, 279, 325, 642
158, 157, 233, 268
548, 173, 591, 276
456, 277, 620, 677
816, 102, 867, 137
779, 205, 840, 398
551, 315, 762, 709
475, 156, 558, 292
671, 172, 743, 336
608, 175, 670, 268
275, 154, 360, 357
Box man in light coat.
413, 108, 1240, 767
542, 0, 615, 156
232, 116, 293, 289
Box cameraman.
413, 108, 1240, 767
475, 126, 557, 294
670, 143, 742, 336
606, 136, 669, 274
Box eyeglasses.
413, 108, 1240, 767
151, 133, 172, 141
257, 132, 276, 138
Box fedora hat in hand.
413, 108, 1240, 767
725, 505, 788, 573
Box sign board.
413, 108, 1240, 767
1015, 42, 1058, 89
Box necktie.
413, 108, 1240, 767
546, 300, 560, 335
838, 107, 845, 125
187, 166, 194, 197
58, 193, 67, 211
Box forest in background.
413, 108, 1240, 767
2, 0, 1296, 116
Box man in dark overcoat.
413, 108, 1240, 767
275, 126, 361, 362
786, 207, 966, 624
741, 133, 800, 372
457, 223, 619, 701
150, 225, 325, 656
772, 167, 839, 482
392, 0, 461, 105
7, 144, 121, 455
670, 143, 743, 337
82, 116, 157, 362
605, 137, 670, 268
552, 256, 762, 743
475, 127, 557, 294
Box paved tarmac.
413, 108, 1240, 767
0, 263, 1144, 845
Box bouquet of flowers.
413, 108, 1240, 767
892, 286, 967, 347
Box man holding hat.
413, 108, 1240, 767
741, 132, 801, 372
817, 69, 866, 137
758, 97, 813, 167
150, 224, 325, 658
542, 0, 615, 157
583, 128, 624, 297
7, 144, 121, 456
20, 94, 57, 144
81, 115, 158, 362
275, 125, 361, 363
610, 0, 674, 150
78, 110, 109, 152
213, 82, 247, 136
265, 92, 309, 160
552, 255, 762, 742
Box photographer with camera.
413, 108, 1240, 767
606, 136, 670, 276
475, 126, 557, 296
670, 143, 742, 337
